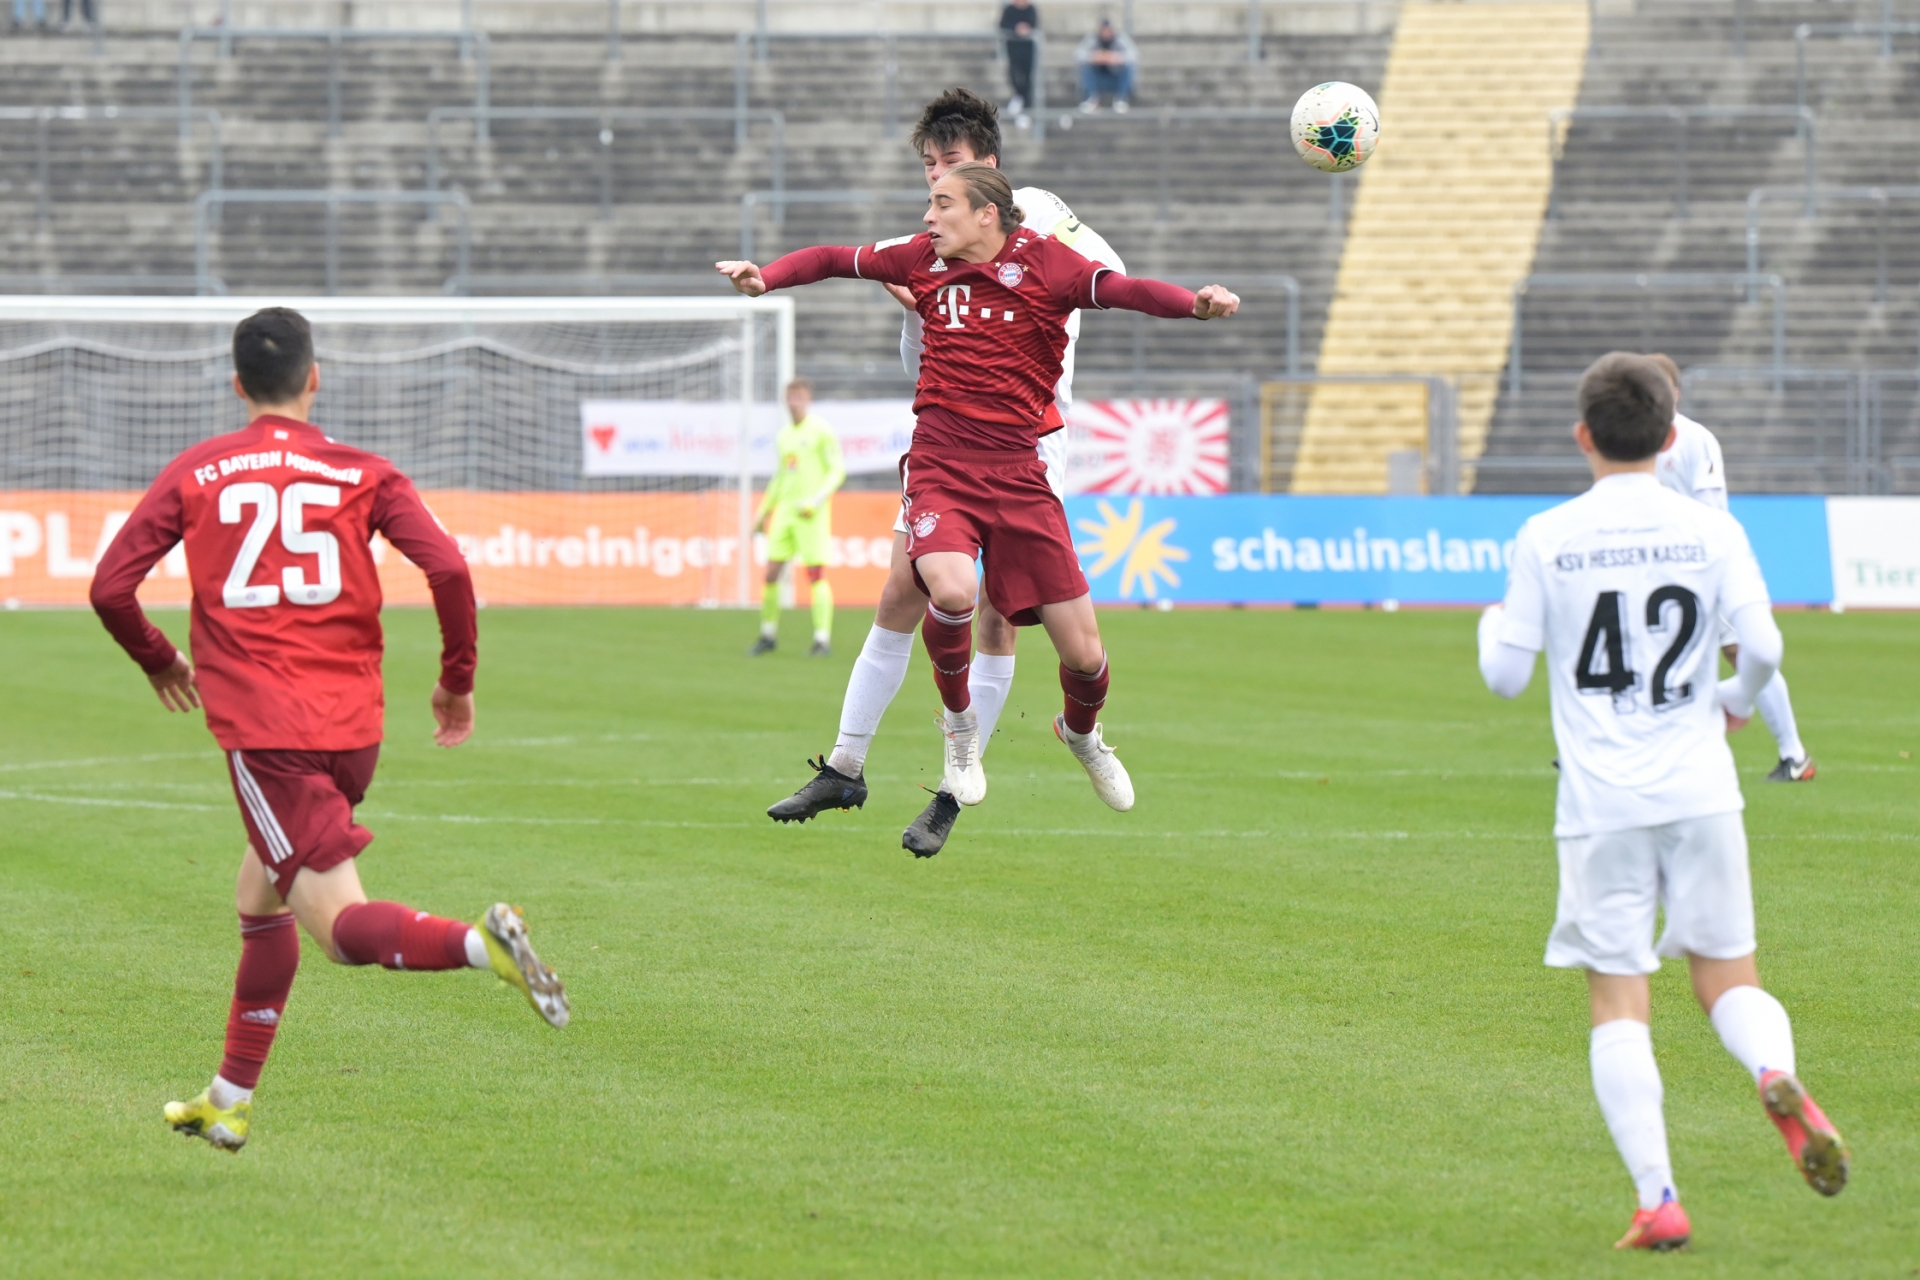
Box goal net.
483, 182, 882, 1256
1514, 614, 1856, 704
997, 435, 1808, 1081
0, 295, 852, 609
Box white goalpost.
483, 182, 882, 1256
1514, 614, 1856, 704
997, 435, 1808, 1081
0, 295, 797, 609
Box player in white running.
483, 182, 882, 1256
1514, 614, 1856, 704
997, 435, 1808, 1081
1479, 353, 1848, 1252
1647, 353, 1814, 782
766, 87, 1127, 856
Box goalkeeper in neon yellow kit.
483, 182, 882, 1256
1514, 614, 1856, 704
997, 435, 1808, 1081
751, 378, 847, 657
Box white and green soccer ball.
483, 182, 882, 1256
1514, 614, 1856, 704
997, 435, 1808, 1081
1290, 82, 1380, 173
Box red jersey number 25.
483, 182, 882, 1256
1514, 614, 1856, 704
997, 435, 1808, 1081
219, 481, 344, 609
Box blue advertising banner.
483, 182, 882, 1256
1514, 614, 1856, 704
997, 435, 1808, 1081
1062, 494, 1834, 606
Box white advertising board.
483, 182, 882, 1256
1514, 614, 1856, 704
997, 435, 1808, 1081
1826, 497, 1920, 608
581, 399, 914, 478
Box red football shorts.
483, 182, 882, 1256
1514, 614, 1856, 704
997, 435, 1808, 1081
901, 445, 1089, 627
225, 745, 380, 898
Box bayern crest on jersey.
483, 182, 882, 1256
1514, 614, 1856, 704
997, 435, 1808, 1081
996, 262, 1025, 288
912, 512, 939, 538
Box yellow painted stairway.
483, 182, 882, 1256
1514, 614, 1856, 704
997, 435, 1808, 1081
1291, 1, 1589, 493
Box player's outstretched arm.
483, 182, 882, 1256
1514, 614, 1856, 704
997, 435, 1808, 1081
1477, 604, 1538, 698
1086, 273, 1240, 321
715, 260, 768, 297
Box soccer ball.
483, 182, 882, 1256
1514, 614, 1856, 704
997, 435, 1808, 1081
1290, 82, 1380, 173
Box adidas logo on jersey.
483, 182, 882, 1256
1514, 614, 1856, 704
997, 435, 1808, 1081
929, 258, 948, 273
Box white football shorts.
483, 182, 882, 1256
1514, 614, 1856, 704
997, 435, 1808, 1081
1545, 810, 1756, 975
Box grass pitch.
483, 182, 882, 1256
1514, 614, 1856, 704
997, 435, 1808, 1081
1, 603, 1915, 1278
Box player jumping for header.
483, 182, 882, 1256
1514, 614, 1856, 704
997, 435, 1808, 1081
1647, 352, 1815, 782
91, 307, 568, 1153
750, 378, 846, 657
719, 164, 1238, 836
758, 87, 1130, 854
1479, 353, 1846, 1251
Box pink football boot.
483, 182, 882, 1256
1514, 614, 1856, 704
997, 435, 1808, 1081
1760, 1069, 1849, 1196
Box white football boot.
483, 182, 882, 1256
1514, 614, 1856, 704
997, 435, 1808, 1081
1054, 716, 1134, 811
942, 707, 987, 806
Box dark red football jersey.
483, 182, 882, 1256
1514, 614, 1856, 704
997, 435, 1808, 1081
91, 414, 476, 752
851, 231, 1104, 443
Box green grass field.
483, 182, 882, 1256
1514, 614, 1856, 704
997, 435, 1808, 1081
2, 603, 1915, 1278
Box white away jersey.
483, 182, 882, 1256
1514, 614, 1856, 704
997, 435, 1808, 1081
1655, 412, 1729, 511
1495, 473, 1771, 837
899, 184, 1124, 415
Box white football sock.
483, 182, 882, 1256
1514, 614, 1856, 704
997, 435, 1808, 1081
760, 620, 778, 640
968, 653, 1016, 760
209, 1074, 253, 1109
1753, 671, 1805, 761
1590, 1019, 1676, 1211
1709, 984, 1796, 1082
826, 624, 914, 776
464, 927, 489, 969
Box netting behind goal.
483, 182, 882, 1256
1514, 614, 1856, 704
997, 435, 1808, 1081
0, 297, 915, 610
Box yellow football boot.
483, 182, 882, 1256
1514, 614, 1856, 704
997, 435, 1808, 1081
479, 903, 569, 1028
164, 1090, 250, 1152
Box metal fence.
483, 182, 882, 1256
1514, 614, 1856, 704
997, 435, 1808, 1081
1260, 374, 1459, 496
176, 27, 489, 141
425, 106, 787, 220
1746, 186, 1920, 302
192, 189, 473, 295
1545, 106, 1817, 221
0, 106, 223, 223
1507, 273, 1788, 398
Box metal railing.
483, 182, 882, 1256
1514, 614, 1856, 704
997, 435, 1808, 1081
460, 272, 737, 295
1508, 273, 1788, 398
1680, 365, 1917, 495
734, 30, 1044, 141
738, 188, 927, 260
1546, 106, 1816, 221
1123, 273, 1299, 377
192, 189, 473, 296
1746, 186, 1920, 303
424, 106, 786, 222
176, 27, 489, 141
0, 273, 227, 294
0, 106, 223, 225
1060, 107, 1349, 224
1795, 18, 1920, 113
1260, 374, 1460, 496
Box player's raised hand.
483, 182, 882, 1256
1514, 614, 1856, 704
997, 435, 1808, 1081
715, 260, 768, 297
148, 651, 200, 713
1192, 285, 1240, 320
431, 682, 475, 748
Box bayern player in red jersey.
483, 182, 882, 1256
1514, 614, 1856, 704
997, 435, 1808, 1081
90, 308, 568, 1153
718, 164, 1238, 820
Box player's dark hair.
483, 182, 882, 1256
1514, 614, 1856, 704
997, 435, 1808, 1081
945, 162, 1024, 234
233, 307, 314, 405
1645, 352, 1681, 391
908, 87, 1002, 165
1577, 352, 1675, 462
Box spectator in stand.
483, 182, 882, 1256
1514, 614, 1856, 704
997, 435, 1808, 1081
1076, 18, 1137, 114
60, 0, 95, 33
997, 0, 1038, 125
12, 0, 48, 32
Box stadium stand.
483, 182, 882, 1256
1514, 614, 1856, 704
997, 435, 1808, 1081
1289, 0, 1589, 494
1477, 0, 1920, 495
2, 0, 1915, 492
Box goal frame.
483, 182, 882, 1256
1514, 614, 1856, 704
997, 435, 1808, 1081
0, 294, 798, 607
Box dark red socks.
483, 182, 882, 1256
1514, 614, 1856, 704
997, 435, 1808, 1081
332, 901, 472, 971
1060, 657, 1110, 735
219, 912, 300, 1090
922, 604, 975, 713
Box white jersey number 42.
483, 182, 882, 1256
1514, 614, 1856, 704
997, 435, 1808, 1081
1574, 585, 1705, 715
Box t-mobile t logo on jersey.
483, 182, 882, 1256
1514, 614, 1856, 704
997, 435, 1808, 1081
935, 284, 972, 329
